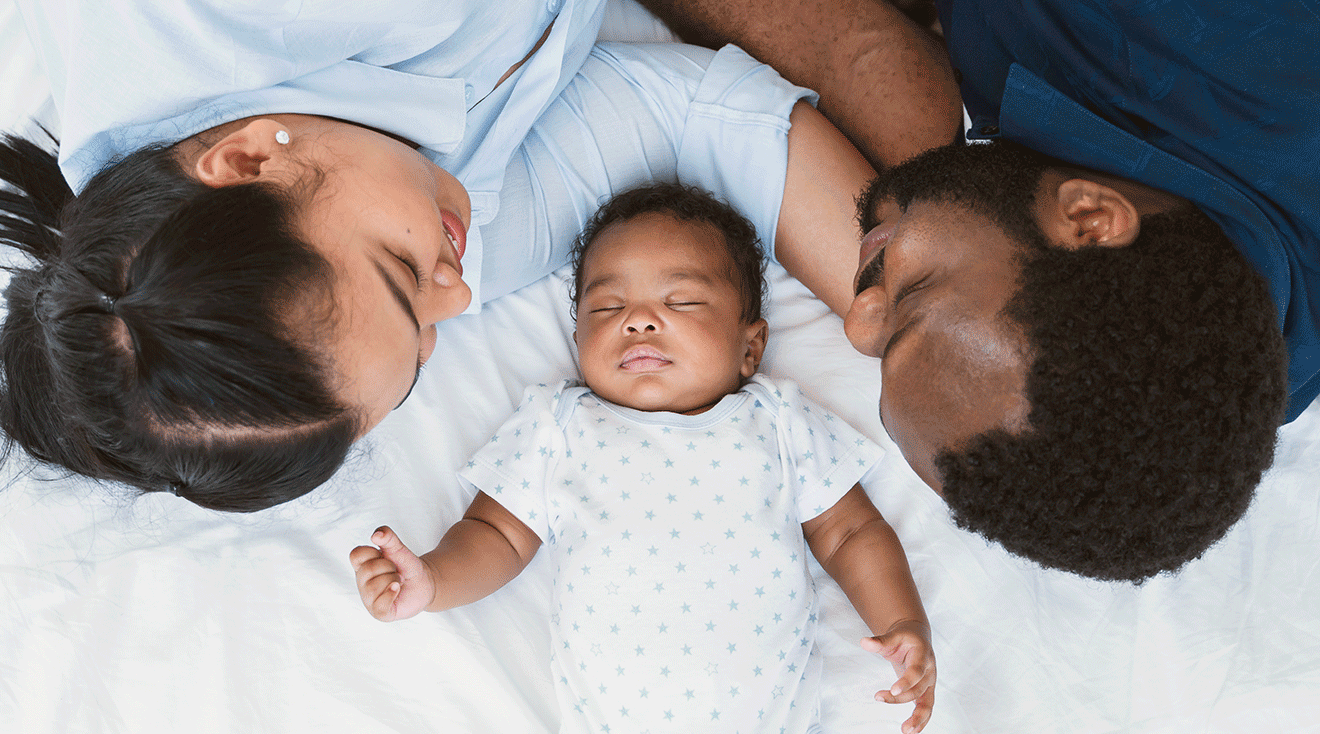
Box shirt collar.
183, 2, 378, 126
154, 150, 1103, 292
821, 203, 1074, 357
993, 63, 1290, 330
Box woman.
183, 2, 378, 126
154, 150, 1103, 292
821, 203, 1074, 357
0, 0, 871, 511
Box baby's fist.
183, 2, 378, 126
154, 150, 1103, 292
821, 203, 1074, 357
349, 526, 433, 621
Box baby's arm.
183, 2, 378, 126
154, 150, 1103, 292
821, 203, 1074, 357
349, 491, 543, 622
802, 484, 935, 734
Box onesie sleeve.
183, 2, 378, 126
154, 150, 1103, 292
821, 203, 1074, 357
757, 376, 886, 522
457, 381, 571, 541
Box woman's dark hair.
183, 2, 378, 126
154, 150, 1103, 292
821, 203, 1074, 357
0, 133, 358, 512
937, 205, 1287, 583
568, 182, 766, 324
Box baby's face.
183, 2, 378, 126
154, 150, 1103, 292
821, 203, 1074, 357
574, 213, 765, 415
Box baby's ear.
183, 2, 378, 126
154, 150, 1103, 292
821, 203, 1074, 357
741, 319, 768, 378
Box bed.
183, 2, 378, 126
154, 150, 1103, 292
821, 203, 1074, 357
2, 2, 1318, 732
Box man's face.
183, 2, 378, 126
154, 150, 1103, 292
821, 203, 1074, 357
844, 142, 1042, 491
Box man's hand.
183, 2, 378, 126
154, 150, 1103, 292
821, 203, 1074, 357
862, 619, 937, 733
349, 526, 436, 622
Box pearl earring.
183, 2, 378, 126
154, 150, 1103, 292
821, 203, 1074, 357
275, 130, 290, 145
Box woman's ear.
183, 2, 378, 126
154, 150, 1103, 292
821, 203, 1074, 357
741, 319, 769, 378
1037, 176, 1140, 249
193, 119, 292, 188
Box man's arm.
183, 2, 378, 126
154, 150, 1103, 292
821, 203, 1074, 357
638, 0, 962, 169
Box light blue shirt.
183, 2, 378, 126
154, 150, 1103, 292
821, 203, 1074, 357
17, 0, 599, 194
17, 1, 813, 312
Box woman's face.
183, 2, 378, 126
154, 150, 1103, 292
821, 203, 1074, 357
291, 119, 473, 433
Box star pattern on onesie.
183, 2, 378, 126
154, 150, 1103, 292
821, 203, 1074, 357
458, 378, 883, 732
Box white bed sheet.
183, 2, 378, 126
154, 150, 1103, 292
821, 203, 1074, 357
2, 2, 1318, 732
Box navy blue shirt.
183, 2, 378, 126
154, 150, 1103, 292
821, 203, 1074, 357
935, 0, 1320, 421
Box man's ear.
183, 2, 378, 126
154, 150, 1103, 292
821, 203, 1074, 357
1038, 176, 1140, 249
741, 319, 769, 378
193, 119, 291, 188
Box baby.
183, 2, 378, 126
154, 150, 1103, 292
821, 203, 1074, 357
351, 183, 936, 734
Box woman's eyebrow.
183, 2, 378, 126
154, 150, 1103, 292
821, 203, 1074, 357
370, 257, 424, 410
372, 258, 421, 333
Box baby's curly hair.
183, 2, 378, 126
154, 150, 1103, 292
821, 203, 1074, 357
569, 182, 765, 325
937, 205, 1287, 583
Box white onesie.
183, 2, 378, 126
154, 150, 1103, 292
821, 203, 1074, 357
459, 374, 884, 734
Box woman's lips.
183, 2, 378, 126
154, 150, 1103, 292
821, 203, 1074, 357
440, 209, 467, 276
619, 345, 671, 371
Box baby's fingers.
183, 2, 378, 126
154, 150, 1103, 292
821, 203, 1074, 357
349, 544, 384, 572
368, 579, 404, 620
901, 687, 935, 734
360, 569, 404, 620
371, 526, 405, 554
876, 654, 934, 704
351, 555, 401, 607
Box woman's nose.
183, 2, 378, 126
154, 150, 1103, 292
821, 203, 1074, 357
416, 262, 472, 326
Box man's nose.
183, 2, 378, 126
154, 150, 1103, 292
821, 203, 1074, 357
842, 286, 893, 360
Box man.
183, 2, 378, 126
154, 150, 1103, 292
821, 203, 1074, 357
640, 0, 1314, 582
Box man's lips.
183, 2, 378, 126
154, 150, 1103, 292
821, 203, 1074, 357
854, 219, 898, 296
858, 219, 897, 269
619, 345, 671, 371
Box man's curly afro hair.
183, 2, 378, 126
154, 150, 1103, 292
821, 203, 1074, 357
936, 204, 1288, 583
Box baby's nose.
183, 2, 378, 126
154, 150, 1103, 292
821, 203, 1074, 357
624, 307, 660, 333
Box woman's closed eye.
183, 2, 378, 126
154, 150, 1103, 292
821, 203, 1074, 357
405, 260, 426, 290
394, 251, 425, 290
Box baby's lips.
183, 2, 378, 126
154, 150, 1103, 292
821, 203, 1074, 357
619, 345, 670, 368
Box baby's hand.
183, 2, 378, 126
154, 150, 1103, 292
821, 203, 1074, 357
861, 620, 936, 734
349, 526, 435, 622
